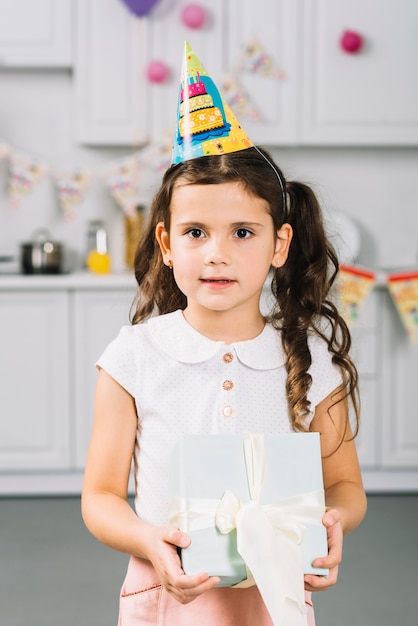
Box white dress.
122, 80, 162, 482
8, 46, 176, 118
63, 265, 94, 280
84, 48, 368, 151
97, 309, 342, 526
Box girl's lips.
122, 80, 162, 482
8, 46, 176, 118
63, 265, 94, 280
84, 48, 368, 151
200, 278, 236, 288
201, 278, 234, 283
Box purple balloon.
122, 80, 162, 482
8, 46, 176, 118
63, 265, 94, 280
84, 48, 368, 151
120, 0, 160, 17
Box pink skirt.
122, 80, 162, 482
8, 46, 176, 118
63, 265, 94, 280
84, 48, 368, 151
118, 556, 315, 626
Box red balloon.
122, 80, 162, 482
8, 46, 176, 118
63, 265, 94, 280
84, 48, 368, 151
120, 0, 160, 17
340, 30, 363, 54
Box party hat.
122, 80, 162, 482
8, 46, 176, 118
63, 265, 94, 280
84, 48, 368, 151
172, 41, 254, 164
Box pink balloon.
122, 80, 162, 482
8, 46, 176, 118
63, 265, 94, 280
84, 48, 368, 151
181, 3, 207, 29
147, 60, 170, 83
340, 30, 363, 54
120, 0, 160, 18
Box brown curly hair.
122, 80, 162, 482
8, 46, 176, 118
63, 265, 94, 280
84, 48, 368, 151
130, 147, 359, 437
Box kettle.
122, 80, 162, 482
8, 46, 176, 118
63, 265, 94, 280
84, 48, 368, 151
21, 229, 64, 274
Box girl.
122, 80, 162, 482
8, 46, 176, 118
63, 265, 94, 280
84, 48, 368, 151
82, 146, 367, 625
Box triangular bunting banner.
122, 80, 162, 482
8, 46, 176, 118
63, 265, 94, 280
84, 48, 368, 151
237, 38, 285, 79
8, 150, 48, 209
335, 264, 376, 327
104, 156, 140, 218
55, 167, 91, 222
220, 74, 262, 121
387, 271, 418, 346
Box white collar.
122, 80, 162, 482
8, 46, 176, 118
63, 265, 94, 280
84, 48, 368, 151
144, 310, 285, 370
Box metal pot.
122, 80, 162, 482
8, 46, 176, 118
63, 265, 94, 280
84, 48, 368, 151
21, 229, 64, 274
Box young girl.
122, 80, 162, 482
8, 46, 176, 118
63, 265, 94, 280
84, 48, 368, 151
82, 44, 366, 626
82, 145, 366, 624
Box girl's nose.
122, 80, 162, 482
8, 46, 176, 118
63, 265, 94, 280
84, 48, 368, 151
203, 238, 231, 265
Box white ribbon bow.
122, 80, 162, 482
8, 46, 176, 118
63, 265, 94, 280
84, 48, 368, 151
169, 433, 325, 626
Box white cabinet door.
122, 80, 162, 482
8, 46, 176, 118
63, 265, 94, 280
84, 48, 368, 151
0, 291, 71, 470
225, 0, 299, 145
74, 0, 148, 145
74, 0, 418, 147
381, 290, 418, 467
0, 0, 72, 67
355, 379, 378, 469
73, 288, 134, 468
75, 0, 224, 146
302, 0, 418, 144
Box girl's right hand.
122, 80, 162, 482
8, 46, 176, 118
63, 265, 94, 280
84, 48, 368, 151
146, 524, 221, 604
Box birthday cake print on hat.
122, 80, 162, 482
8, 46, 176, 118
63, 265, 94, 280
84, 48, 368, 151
172, 41, 254, 164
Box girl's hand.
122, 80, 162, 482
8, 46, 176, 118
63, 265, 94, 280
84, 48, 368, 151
303, 508, 343, 592
147, 524, 220, 604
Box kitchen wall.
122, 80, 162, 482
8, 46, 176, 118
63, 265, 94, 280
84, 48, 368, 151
1, 66, 418, 273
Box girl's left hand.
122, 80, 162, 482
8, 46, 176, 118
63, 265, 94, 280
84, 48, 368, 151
303, 508, 343, 592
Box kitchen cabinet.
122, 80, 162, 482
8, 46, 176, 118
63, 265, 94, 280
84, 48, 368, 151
73, 289, 133, 469
352, 287, 418, 492
0, 0, 72, 67
0, 273, 135, 493
74, 0, 147, 145
0, 290, 71, 470
225, 0, 418, 145
74, 0, 294, 146
381, 290, 418, 467
224, 0, 299, 146
74, 0, 224, 145
74, 0, 418, 146
0, 275, 417, 493
301, 0, 418, 145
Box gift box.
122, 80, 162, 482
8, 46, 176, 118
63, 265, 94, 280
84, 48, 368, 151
168, 432, 328, 587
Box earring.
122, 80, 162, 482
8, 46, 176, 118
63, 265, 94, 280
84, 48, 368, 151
167, 259, 173, 269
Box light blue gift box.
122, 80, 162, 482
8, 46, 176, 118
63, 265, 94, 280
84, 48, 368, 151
168, 432, 329, 587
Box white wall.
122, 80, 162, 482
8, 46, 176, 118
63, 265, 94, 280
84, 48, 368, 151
1, 68, 417, 272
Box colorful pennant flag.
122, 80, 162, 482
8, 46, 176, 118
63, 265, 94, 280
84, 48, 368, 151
220, 74, 262, 121
335, 264, 376, 327
104, 156, 140, 218
237, 38, 285, 79
8, 151, 48, 209
387, 271, 418, 345
55, 167, 91, 222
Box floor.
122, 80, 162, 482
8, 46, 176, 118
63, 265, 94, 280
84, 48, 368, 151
0, 494, 416, 626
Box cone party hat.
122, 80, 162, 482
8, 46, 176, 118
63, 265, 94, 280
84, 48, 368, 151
172, 41, 254, 164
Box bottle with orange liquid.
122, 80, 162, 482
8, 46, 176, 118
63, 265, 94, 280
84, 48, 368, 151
86, 221, 111, 274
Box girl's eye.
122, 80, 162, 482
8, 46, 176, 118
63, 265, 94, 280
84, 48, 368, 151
235, 228, 252, 239
186, 228, 204, 239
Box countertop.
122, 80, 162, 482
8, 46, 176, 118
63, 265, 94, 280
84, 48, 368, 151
0, 271, 137, 291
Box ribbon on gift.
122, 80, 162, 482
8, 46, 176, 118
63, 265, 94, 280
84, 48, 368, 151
169, 432, 326, 626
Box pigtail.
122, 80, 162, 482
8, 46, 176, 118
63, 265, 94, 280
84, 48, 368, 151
271, 180, 359, 434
